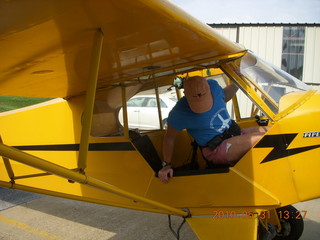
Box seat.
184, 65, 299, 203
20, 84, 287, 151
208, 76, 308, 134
194, 141, 230, 169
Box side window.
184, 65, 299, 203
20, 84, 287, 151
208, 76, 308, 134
145, 98, 157, 107
127, 97, 145, 107
281, 26, 305, 80
234, 90, 259, 118
120, 85, 177, 131
160, 99, 167, 108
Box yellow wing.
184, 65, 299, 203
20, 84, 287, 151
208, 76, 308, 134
0, 0, 243, 98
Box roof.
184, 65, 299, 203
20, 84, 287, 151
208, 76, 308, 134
208, 23, 320, 28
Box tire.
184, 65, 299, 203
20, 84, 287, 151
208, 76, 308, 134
274, 205, 304, 240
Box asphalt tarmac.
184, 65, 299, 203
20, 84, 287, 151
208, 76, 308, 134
0, 188, 319, 240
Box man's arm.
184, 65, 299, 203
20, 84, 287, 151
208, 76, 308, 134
158, 124, 179, 183
224, 83, 239, 102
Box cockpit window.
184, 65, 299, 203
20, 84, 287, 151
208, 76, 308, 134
229, 52, 311, 116
118, 86, 177, 131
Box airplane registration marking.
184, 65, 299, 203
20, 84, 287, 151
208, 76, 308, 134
303, 132, 320, 138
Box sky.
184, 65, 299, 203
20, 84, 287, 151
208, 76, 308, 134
171, 0, 320, 24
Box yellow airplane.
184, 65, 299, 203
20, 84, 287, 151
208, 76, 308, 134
0, 1, 319, 239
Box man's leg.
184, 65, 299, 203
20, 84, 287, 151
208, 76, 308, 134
202, 126, 270, 166
226, 131, 267, 164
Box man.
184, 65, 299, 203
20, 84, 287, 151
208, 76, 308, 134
158, 76, 269, 183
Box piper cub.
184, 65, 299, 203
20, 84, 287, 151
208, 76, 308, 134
0, 0, 319, 239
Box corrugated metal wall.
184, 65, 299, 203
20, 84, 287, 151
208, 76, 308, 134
239, 26, 283, 66
213, 24, 320, 85
303, 27, 320, 86
214, 27, 238, 42
214, 25, 283, 67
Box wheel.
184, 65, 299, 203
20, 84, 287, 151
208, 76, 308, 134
274, 205, 304, 240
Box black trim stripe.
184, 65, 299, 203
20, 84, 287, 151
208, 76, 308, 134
254, 134, 320, 164
13, 142, 135, 151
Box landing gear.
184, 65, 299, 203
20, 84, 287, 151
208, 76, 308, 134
258, 205, 304, 240
274, 205, 304, 240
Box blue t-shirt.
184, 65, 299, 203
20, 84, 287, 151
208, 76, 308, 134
168, 79, 231, 146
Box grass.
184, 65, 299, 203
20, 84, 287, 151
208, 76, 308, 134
0, 96, 53, 113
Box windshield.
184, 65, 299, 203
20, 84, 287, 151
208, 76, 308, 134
236, 52, 311, 114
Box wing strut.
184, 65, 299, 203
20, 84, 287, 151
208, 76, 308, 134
78, 28, 104, 173
0, 136, 14, 183
0, 143, 188, 217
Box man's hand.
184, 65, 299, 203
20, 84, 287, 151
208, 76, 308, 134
158, 166, 173, 184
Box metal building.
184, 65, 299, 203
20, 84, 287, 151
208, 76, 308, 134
209, 23, 320, 90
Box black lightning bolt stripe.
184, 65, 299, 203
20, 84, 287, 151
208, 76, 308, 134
13, 142, 135, 151
254, 134, 320, 164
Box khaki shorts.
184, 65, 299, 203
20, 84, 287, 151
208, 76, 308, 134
201, 139, 230, 165
201, 128, 252, 166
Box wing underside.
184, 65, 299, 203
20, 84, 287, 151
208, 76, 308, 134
0, 0, 244, 98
